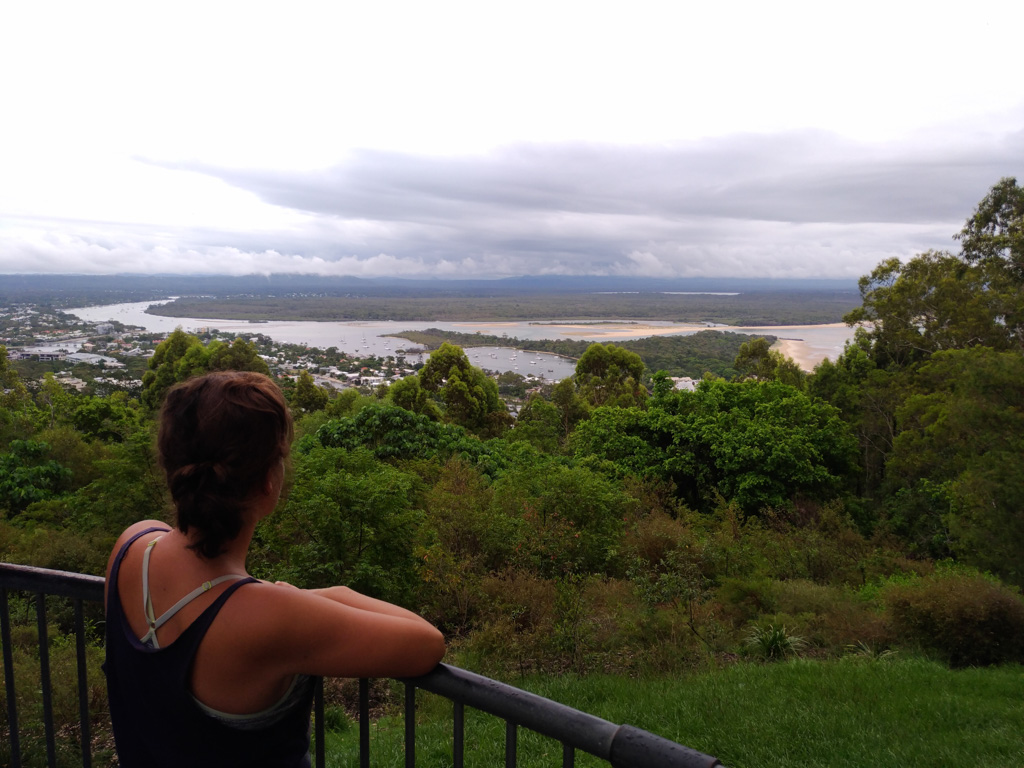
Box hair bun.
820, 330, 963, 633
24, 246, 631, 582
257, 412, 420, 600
178, 461, 226, 485
202, 461, 228, 483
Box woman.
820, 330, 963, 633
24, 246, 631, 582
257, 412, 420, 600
104, 371, 445, 767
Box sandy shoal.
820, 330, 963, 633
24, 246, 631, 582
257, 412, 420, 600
543, 323, 710, 338
449, 321, 710, 337
771, 339, 823, 372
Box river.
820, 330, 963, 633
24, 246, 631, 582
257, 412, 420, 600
66, 300, 857, 373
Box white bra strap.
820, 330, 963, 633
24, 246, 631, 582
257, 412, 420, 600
139, 536, 245, 649
141, 536, 160, 631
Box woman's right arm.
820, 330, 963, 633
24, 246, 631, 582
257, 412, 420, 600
308, 585, 436, 624
237, 583, 446, 680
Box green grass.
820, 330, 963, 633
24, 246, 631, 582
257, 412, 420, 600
323, 659, 1024, 768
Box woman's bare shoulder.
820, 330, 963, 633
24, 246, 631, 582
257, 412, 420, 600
105, 520, 172, 578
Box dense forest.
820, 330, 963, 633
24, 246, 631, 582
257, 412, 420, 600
2, 179, 1024, 764
148, 287, 859, 325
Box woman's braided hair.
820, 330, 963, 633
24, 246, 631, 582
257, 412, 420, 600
158, 371, 293, 559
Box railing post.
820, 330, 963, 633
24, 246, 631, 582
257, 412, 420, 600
505, 720, 517, 768
314, 676, 325, 768
1, 589, 23, 768
453, 700, 464, 768
404, 681, 416, 768
35, 593, 57, 768
359, 677, 370, 768
74, 599, 93, 768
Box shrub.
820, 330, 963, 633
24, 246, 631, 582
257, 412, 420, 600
717, 576, 777, 627
774, 579, 841, 616
622, 510, 695, 568
469, 571, 557, 675
882, 568, 1024, 667
773, 580, 890, 653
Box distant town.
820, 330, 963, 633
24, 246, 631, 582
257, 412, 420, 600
1, 301, 566, 407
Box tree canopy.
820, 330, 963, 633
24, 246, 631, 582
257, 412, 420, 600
956, 176, 1024, 280
419, 342, 511, 436
573, 343, 647, 408
141, 330, 269, 409
571, 379, 856, 515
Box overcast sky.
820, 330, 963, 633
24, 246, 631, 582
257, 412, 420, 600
1, 1, 1022, 280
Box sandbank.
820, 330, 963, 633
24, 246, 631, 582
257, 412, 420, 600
771, 339, 823, 372
540, 323, 710, 338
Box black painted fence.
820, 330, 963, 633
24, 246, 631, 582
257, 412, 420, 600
1, 562, 721, 768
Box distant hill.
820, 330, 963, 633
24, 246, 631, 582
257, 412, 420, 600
0, 273, 858, 306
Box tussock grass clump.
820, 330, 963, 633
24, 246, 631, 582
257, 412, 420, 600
744, 624, 808, 660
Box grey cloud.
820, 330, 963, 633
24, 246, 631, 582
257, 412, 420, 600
165, 129, 1022, 227
4, 127, 1021, 279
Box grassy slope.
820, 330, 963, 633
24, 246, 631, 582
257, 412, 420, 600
324, 659, 1024, 768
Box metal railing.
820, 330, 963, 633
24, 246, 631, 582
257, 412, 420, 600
2, 562, 722, 768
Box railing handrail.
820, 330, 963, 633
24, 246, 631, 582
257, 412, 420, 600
411, 663, 720, 768
1, 561, 722, 768
0, 562, 105, 600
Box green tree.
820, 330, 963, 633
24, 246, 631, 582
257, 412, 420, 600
54, 425, 168, 534
324, 388, 370, 419
419, 342, 510, 436
71, 392, 141, 443
418, 342, 472, 392
843, 251, 1012, 368
885, 347, 1024, 584
388, 375, 442, 420
550, 378, 590, 440
495, 371, 528, 399
508, 395, 562, 453
291, 370, 329, 414
574, 343, 647, 408
491, 456, 630, 577
733, 337, 805, 389
956, 176, 1024, 280
807, 335, 903, 505
254, 446, 422, 603
206, 337, 270, 374
315, 403, 489, 464
141, 330, 270, 409
0, 440, 72, 517
417, 458, 514, 629
140, 329, 204, 409
0, 345, 31, 411
572, 380, 857, 515
651, 370, 675, 402
35, 373, 76, 430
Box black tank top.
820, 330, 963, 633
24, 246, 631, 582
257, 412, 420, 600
103, 527, 315, 767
